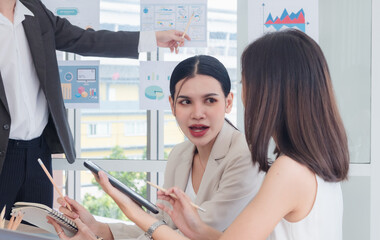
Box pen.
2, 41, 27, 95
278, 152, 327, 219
147, 181, 206, 212
38, 158, 72, 211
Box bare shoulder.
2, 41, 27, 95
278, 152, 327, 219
263, 155, 316, 204
268, 155, 314, 181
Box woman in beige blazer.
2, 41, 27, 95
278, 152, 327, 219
49, 55, 264, 240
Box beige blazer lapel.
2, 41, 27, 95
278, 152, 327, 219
195, 123, 234, 204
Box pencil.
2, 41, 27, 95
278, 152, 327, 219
37, 158, 72, 211
146, 181, 206, 212
11, 212, 23, 231
0, 206, 5, 229
182, 13, 195, 38
7, 215, 15, 230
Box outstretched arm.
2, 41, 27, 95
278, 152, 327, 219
159, 156, 317, 240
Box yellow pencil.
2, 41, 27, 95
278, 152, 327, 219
11, 212, 23, 231
181, 13, 195, 38
37, 158, 72, 211
7, 214, 15, 230
147, 181, 206, 212
0, 206, 5, 229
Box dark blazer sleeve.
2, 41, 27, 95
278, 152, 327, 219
33, 0, 140, 58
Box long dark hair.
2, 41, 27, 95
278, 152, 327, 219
241, 29, 349, 182
170, 55, 236, 128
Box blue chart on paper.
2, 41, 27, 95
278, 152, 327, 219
145, 85, 165, 100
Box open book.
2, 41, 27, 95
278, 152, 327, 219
11, 202, 78, 237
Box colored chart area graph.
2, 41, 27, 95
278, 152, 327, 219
264, 8, 306, 32
145, 85, 165, 100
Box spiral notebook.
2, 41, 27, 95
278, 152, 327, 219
11, 202, 78, 237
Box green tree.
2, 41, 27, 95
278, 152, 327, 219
82, 146, 147, 221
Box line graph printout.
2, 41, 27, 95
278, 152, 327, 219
141, 0, 207, 47
248, 0, 318, 42
139, 61, 179, 110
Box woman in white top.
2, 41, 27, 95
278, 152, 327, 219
48, 55, 263, 240
155, 29, 349, 240
50, 29, 349, 240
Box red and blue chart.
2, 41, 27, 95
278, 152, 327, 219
264, 8, 305, 32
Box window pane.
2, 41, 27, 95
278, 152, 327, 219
163, 0, 238, 158
80, 0, 147, 161
73, 0, 238, 221
81, 170, 147, 222
78, 0, 148, 221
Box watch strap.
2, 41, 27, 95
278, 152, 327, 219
145, 220, 167, 239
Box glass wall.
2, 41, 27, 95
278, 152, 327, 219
54, 0, 238, 221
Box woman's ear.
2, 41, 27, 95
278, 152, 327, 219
225, 92, 233, 114
169, 96, 176, 116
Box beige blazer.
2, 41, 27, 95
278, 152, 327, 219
108, 122, 264, 240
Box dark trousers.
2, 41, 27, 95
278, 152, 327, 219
0, 136, 53, 219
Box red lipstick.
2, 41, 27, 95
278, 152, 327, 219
189, 124, 209, 137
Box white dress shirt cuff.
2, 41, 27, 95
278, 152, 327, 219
138, 31, 157, 53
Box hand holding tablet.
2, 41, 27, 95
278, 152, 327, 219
84, 161, 159, 214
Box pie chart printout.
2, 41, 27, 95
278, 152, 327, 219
145, 85, 165, 100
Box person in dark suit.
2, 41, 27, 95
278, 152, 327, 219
0, 0, 190, 219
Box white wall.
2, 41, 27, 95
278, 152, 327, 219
237, 0, 380, 239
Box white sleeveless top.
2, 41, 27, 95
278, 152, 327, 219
268, 175, 343, 240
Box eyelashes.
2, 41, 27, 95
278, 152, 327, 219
177, 98, 218, 105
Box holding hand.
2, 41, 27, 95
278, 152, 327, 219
57, 196, 113, 239
47, 216, 99, 240
155, 30, 191, 54
94, 171, 143, 221
157, 187, 217, 240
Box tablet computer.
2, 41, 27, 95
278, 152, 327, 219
83, 160, 159, 214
